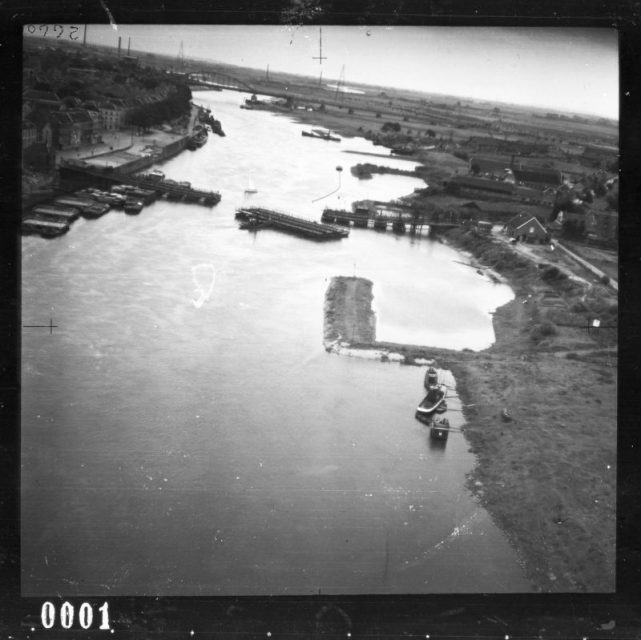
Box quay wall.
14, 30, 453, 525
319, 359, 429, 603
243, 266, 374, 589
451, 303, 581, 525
118, 136, 189, 175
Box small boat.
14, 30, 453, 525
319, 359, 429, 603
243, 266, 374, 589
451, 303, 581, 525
302, 129, 341, 142
244, 176, 257, 194
430, 417, 451, 441
415, 384, 448, 423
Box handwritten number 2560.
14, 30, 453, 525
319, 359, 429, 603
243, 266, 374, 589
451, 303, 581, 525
26, 25, 79, 40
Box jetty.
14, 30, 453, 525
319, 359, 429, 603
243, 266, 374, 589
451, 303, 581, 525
236, 207, 349, 241
321, 204, 460, 235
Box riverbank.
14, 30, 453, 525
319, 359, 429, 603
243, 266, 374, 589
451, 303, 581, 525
323, 228, 617, 592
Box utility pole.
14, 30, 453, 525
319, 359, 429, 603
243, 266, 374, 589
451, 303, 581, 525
335, 65, 345, 103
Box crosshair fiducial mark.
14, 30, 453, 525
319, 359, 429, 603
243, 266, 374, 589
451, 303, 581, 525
312, 26, 327, 64
23, 318, 58, 334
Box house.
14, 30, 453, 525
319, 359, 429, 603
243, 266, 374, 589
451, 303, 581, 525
476, 220, 493, 234
505, 212, 549, 243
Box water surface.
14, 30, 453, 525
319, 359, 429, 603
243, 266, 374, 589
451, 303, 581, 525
21, 89, 528, 595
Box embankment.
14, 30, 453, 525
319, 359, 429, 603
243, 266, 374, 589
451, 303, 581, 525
324, 276, 376, 346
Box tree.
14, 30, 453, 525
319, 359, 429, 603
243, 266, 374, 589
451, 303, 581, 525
426, 129, 436, 138
381, 121, 401, 132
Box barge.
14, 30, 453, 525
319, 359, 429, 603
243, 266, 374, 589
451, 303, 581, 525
236, 207, 349, 241
22, 218, 69, 237
53, 196, 109, 218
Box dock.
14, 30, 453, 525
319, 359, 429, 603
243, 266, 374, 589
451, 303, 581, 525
59, 162, 221, 206
236, 207, 349, 241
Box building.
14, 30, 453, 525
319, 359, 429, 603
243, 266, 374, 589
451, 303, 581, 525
511, 165, 563, 186
446, 175, 515, 196
476, 220, 493, 234
514, 185, 555, 206
98, 101, 127, 130
505, 212, 549, 243
23, 89, 63, 111
50, 112, 80, 149
66, 109, 96, 145
469, 156, 513, 176
581, 144, 618, 169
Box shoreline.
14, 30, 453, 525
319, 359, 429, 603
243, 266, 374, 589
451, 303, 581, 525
323, 226, 616, 592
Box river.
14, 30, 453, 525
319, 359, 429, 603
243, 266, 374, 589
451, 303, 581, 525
21, 89, 530, 595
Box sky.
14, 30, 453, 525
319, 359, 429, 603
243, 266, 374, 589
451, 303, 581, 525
27, 25, 619, 119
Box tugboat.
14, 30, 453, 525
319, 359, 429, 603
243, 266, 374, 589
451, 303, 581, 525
429, 416, 451, 441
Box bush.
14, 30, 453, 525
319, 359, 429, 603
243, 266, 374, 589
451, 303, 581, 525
540, 265, 566, 282
531, 321, 558, 342
600, 274, 610, 285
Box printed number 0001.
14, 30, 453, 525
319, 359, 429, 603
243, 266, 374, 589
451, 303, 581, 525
41, 601, 110, 630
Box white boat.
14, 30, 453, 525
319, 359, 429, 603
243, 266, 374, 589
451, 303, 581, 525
244, 176, 258, 194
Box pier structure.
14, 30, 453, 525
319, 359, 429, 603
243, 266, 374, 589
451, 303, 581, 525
321, 203, 460, 235
58, 162, 221, 206
236, 207, 349, 241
